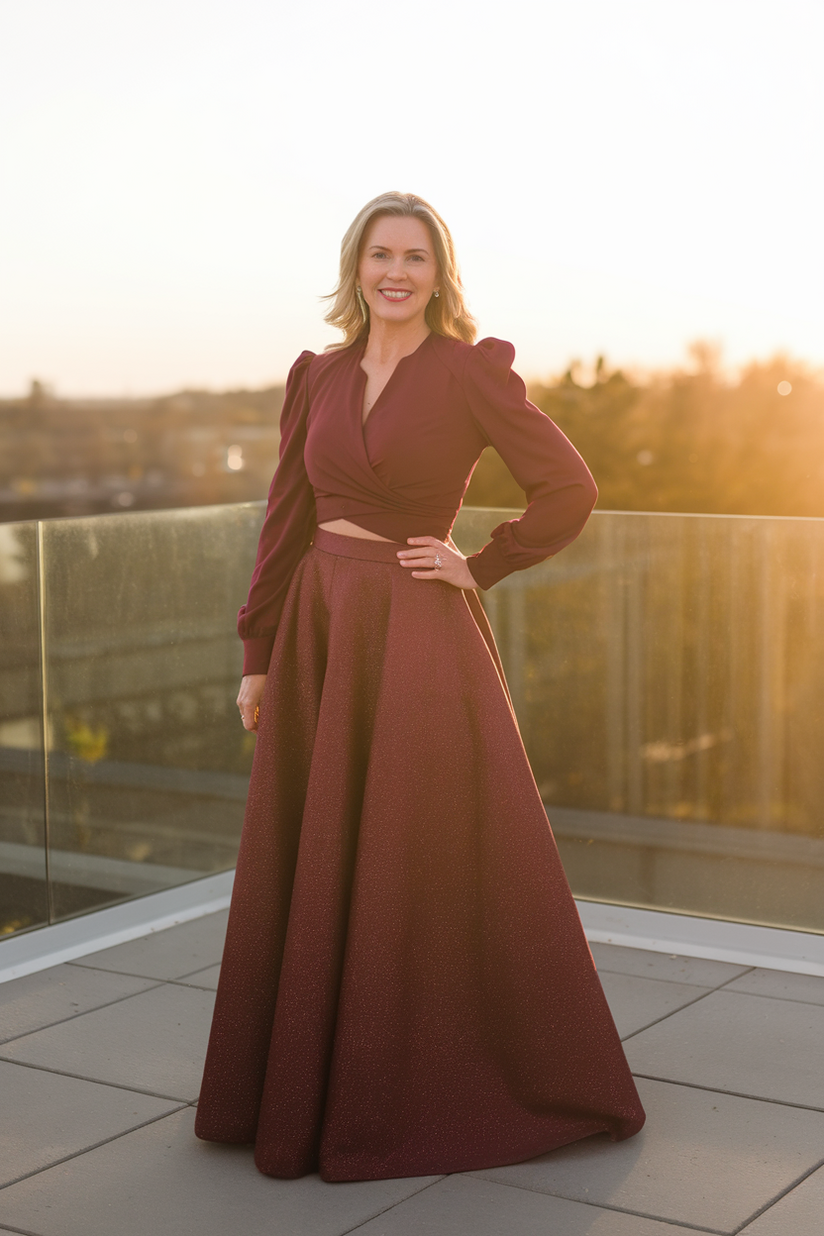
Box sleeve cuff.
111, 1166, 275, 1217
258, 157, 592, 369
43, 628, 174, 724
242, 634, 275, 676
466, 539, 514, 590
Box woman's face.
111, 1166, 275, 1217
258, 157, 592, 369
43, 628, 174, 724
357, 215, 439, 330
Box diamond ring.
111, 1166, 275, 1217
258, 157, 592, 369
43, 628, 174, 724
434, 552, 443, 569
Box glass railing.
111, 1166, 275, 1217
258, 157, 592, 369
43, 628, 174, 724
0, 520, 46, 934
458, 508, 824, 933
0, 506, 262, 935
2, 504, 824, 939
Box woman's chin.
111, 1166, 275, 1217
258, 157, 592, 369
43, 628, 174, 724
370, 304, 423, 327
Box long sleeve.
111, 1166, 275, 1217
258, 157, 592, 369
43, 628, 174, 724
463, 338, 598, 589
238, 350, 316, 674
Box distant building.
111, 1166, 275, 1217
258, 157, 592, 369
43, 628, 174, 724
0, 383, 285, 523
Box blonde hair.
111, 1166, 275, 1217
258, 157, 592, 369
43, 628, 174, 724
323, 191, 477, 349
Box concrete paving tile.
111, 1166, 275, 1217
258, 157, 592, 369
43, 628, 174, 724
0, 964, 158, 1044
68, 910, 228, 980
355, 1174, 699, 1235
172, 963, 220, 991
739, 1164, 824, 1235
591, 942, 748, 988
624, 990, 824, 1108
0, 1060, 179, 1188
0, 1107, 441, 1236
468, 1076, 824, 1233
598, 970, 710, 1038
0, 984, 215, 1101
726, 968, 824, 1006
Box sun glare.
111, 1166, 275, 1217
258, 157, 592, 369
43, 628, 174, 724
0, 0, 821, 392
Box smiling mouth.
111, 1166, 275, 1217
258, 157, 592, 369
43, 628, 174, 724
379, 289, 413, 301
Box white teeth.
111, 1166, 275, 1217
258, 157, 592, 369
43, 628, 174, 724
381, 290, 411, 299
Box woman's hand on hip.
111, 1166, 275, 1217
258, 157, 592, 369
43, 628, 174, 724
237, 674, 267, 731
397, 536, 478, 590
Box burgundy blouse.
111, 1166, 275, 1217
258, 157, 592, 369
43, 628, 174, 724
239, 333, 597, 674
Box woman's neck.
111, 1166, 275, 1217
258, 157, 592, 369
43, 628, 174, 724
363, 318, 431, 366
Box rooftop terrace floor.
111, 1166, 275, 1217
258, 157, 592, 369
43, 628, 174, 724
0, 910, 822, 1235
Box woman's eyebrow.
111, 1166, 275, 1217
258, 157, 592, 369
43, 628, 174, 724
369, 245, 431, 255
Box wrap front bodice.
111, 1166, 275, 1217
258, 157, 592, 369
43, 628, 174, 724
239, 332, 597, 673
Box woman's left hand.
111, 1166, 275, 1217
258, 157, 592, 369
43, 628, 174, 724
397, 536, 478, 590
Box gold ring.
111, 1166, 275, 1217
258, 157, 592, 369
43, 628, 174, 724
254, 705, 260, 725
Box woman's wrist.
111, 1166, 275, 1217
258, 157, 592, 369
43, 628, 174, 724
242, 634, 275, 676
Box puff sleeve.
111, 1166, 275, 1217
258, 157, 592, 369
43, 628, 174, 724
237, 350, 316, 674
463, 338, 597, 589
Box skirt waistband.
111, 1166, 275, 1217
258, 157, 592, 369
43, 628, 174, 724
312, 527, 405, 564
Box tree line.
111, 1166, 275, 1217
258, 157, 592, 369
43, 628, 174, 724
4, 345, 821, 523
466, 345, 824, 519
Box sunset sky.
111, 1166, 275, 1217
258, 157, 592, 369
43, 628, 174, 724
1, 0, 822, 395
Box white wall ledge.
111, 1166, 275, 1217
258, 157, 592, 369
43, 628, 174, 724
577, 899, 824, 976
0, 870, 234, 984
2, 872, 823, 985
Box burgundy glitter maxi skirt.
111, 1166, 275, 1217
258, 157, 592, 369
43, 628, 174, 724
194, 529, 645, 1181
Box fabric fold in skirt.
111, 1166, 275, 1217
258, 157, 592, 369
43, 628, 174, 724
194, 528, 645, 1181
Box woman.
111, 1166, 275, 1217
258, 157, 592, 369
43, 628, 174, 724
195, 191, 645, 1181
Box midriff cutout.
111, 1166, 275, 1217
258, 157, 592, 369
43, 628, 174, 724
317, 519, 395, 542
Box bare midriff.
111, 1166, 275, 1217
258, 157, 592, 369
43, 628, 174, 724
317, 519, 395, 542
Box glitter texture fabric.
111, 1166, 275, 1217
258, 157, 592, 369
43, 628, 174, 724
194, 529, 645, 1181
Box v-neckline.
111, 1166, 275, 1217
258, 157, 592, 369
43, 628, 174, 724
358, 332, 432, 431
